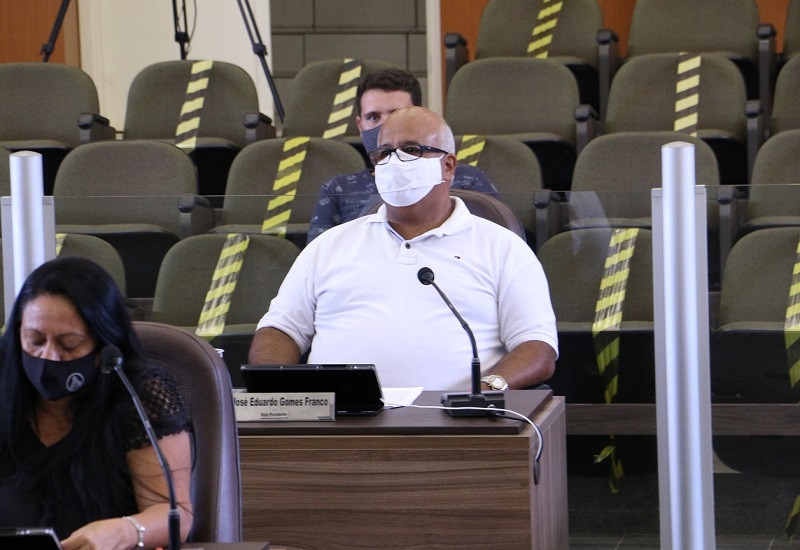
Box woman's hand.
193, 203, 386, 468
61, 517, 137, 550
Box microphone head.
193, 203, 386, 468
417, 267, 434, 286
100, 344, 123, 374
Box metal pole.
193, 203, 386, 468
652, 142, 715, 550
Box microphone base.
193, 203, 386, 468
440, 391, 505, 417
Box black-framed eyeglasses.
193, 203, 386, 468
368, 144, 451, 166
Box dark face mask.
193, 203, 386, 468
361, 124, 382, 157
22, 350, 99, 401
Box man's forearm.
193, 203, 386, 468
483, 340, 556, 390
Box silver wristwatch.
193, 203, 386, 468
480, 374, 508, 391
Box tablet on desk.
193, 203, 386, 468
0, 527, 62, 550
240, 364, 384, 416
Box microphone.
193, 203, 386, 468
101, 345, 181, 550
417, 267, 505, 417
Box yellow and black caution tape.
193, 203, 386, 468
784, 237, 800, 536
527, 0, 563, 58
196, 233, 251, 339
591, 227, 640, 492
674, 53, 701, 137
55, 233, 66, 256
322, 58, 363, 139
456, 135, 486, 167
261, 137, 311, 237
175, 60, 214, 153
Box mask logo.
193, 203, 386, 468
65, 372, 86, 392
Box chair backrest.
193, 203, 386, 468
219, 137, 367, 227
444, 57, 579, 145
124, 60, 260, 149
784, 0, 800, 59
475, 0, 603, 68
627, 0, 759, 61
362, 188, 527, 241
151, 233, 300, 330
604, 53, 747, 140
538, 228, 654, 325
771, 55, 800, 135
718, 227, 800, 327
53, 140, 198, 233
455, 135, 542, 238
281, 59, 398, 138
570, 131, 720, 220
0, 63, 100, 146
57, 233, 127, 295
132, 321, 241, 543
0, 147, 9, 196
747, 129, 800, 222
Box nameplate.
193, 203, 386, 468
234, 392, 335, 422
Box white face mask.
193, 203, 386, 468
374, 154, 444, 207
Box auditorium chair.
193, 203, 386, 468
133, 321, 242, 542
123, 60, 274, 198
770, 55, 800, 137
711, 227, 800, 477
626, 0, 775, 107
0, 147, 9, 196
281, 58, 397, 145
150, 233, 299, 387
783, 0, 800, 62
211, 137, 367, 247
362, 188, 527, 242
52, 140, 213, 298
454, 135, 546, 248
538, 227, 657, 473
443, 0, 615, 118
444, 57, 582, 192
599, 53, 754, 187
554, 131, 724, 285
0, 63, 115, 195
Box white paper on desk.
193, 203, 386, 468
381, 387, 423, 408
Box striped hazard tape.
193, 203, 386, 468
784, 236, 800, 535
261, 137, 311, 237
55, 233, 66, 256
456, 135, 486, 167
675, 53, 701, 136
322, 58, 363, 139
175, 60, 214, 153
591, 227, 640, 491
527, 0, 563, 58
196, 233, 251, 339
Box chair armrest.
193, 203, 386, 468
534, 189, 563, 252
716, 186, 742, 277
757, 23, 777, 120
596, 28, 619, 123
77, 112, 116, 143
574, 104, 598, 155
244, 112, 276, 144
444, 33, 469, 93
744, 99, 763, 184
178, 194, 215, 238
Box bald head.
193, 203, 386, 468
377, 106, 456, 153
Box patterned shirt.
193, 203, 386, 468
306, 165, 498, 243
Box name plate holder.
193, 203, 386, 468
234, 392, 335, 421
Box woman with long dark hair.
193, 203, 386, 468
0, 257, 193, 549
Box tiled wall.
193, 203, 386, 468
270, 0, 429, 114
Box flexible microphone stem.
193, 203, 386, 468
417, 267, 505, 416
101, 346, 180, 550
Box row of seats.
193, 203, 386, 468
446, 0, 800, 120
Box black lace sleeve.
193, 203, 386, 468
122, 369, 191, 452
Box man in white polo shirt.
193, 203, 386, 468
249, 106, 557, 391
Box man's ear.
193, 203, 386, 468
442, 153, 458, 181
355, 115, 364, 132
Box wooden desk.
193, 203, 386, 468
238, 390, 567, 550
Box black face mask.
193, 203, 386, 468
22, 350, 99, 401
361, 124, 382, 156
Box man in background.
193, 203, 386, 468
306, 67, 498, 243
